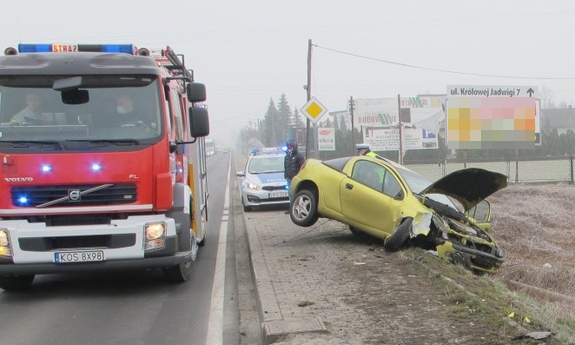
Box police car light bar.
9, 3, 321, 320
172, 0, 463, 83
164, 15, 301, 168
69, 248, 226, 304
14, 44, 136, 54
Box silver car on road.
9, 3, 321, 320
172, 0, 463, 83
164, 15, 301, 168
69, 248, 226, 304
236, 152, 289, 212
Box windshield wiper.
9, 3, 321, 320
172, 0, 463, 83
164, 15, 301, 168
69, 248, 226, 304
66, 139, 140, 145
8, 140, 64, 150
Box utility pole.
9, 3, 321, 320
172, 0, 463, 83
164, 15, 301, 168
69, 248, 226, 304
305, 39, 312, 159
397, 94, 403, 164
349, 96, 355, 155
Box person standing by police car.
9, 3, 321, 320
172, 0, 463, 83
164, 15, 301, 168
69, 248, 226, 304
284, 139, 305, 214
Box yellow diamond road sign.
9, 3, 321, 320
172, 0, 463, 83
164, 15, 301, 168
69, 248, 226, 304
301, 97, 328, 124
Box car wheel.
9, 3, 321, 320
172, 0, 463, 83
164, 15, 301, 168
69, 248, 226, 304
0, 274, 35, 290
384, 217, 412, 252
290, 189, 319, 227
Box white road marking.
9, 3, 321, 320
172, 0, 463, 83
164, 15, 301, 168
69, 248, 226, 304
205, 159, 231, 345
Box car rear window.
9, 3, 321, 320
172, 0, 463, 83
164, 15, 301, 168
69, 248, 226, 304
323, 157, 352, 172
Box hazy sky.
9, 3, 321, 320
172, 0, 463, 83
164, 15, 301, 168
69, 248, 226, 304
1, 0, 574, 147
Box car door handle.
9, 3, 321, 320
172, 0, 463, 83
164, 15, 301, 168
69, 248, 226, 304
345, 183, 354, 190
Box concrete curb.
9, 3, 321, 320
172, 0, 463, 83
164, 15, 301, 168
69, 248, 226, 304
243, 213, 326, 344
235, 154, 327, 343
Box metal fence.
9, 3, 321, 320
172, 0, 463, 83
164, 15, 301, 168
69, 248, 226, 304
404, 157, 575, 184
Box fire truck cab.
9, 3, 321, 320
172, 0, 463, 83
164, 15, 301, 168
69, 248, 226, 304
0, 43, 210, 290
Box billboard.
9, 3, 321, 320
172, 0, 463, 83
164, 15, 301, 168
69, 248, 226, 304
354, 95, 444, 151
317, 127, 336, 151
446, 85, 539, 149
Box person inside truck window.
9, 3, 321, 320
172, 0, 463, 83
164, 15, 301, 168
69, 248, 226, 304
116, 94, 134, 116
114, 94, 155, 128
11, 93, 44, 125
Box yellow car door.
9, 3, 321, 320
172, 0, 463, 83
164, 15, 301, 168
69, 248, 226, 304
340, 161, 399, 237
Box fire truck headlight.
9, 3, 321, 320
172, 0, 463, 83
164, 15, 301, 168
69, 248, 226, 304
144, 222, 166, 250
0, 230, 12, 256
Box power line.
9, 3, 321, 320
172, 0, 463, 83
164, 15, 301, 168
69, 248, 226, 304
313, 44, 575, 80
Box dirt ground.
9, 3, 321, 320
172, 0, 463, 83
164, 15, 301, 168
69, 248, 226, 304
261, 183, 575, 345
489, 183, 575, 310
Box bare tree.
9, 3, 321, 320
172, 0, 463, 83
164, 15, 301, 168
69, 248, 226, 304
540, 85, 556, 109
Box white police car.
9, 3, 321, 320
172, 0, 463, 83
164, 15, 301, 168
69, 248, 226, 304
236, 149, 289, 212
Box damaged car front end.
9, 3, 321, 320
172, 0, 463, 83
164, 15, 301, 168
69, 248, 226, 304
416, 167, 507, 273
411, 195, 505, 274
289, 156, 508, 274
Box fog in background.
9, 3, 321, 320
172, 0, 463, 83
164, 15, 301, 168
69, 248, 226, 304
1, 0, 574, 148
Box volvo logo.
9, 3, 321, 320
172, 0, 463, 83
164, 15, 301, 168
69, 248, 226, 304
68, 189, 81, 202
4, 177, 34, 182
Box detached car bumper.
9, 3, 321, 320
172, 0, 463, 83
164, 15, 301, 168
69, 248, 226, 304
438, 242, 504, 273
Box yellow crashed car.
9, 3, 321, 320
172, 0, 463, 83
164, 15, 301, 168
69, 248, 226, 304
288, 156, 507, 274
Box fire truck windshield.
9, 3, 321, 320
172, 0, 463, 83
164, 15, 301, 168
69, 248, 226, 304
0, 75, 163, 142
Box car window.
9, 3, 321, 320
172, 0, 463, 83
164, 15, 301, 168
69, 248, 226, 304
248, 155, 284, 174
397, 167, 457, 209
466, 199, 490, 222
249, 159, 264, 173
323, 157, 353, 172
382, 170, 402, 198
351, 161, 383, 192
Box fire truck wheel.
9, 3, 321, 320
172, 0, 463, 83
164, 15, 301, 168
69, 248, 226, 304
0, 274, 35, 290
163, 260, 192, 283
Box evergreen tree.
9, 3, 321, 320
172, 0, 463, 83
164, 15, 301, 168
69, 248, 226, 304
565, 130, 575, 155
276, 94, 291, 142
548, 128, 560, 155
339, 115, 348, 131
262, 98, 279, 146
293, 107, 305, 129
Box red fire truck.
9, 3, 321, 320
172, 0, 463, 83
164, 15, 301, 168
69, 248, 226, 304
0, 43, 210, 290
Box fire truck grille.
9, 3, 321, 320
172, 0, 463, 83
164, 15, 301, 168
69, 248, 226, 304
19, 233, 136, 251
11, 184, 137, 207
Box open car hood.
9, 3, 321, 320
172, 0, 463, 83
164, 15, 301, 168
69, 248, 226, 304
420, 168, 508, 211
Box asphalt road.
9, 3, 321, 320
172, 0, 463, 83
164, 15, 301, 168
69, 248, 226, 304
0, 153, 241, 345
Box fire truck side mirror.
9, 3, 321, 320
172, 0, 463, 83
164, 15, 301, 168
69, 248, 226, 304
187, 82, 206, 103
189, 107, 210, 138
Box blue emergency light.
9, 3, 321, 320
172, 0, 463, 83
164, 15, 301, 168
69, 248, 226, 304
18, 44, 52, 53
17, 44, 136, 54
91, 163, 103, 171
